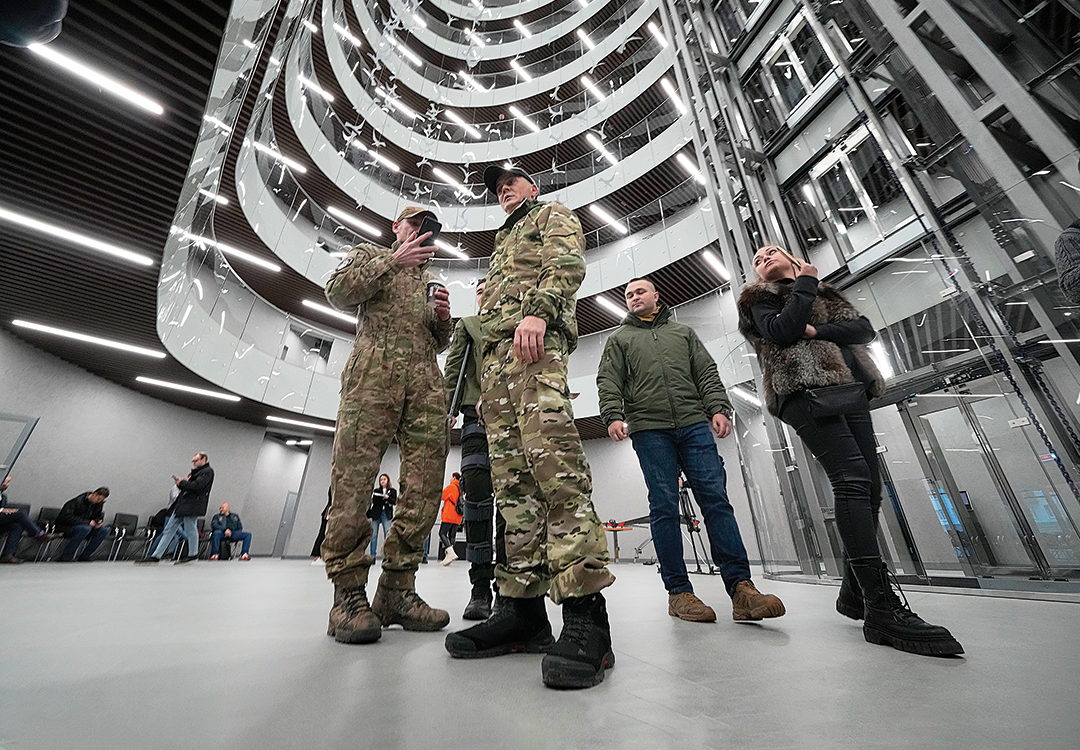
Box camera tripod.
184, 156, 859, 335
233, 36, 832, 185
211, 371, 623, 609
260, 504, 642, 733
631, 487, 716, 576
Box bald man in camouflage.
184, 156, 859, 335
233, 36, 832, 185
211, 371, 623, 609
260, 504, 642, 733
445, 167, 615, 690
323, 206, 453, 644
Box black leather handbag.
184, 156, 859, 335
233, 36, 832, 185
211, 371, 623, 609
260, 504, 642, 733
803, 382, 869, 418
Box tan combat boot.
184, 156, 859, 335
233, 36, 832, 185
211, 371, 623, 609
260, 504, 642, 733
372, 586, 450, 631
331, 584, 383, 644
731, 580, 786, 621
668, 592, 717, 622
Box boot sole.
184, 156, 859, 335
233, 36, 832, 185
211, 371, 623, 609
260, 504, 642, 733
863, 625, 964, 656
669, 608, 717, 623
376, 615, 451, 632
541, 650, 615, 689
836, 599, 864, 621
445, 632, 555, 659
462, 607, 492, 621
732, 602, 786, 621
334, 625, 382, 644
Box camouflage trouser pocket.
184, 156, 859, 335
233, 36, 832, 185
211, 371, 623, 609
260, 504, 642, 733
532, 372, 574, 426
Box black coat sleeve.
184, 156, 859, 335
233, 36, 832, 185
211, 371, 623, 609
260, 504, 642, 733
750, 276, 819, 346
178, 467, 213, 494
812, 317, 877, 345
55, 497, 82, 528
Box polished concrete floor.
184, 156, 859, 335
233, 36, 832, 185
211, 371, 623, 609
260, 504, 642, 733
1, 559, 1077, 750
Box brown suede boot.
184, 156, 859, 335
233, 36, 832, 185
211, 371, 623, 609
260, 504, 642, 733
668, 592, 717, 622
371, 586, 450, 631
332, 585, 382, 644
731, 580, 786, 621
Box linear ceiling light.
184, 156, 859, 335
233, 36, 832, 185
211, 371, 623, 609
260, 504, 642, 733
199, 188, 229, 205
388, 36, 422, 66
589, 204, 628, 235
286, 439, 314, 446
350, 140, 401, 172
301, 19, 318, 34
333, 22, 362, 47
585, 132, 618, 166
576, 29, 596, 50
578, 0, 588, 7
267, 415, 336, 432
729, 386, 762, 408
444, 110, 483, 139
596, 296, 627, 318
647, 22, 669, 48
136, 376, 241, 402
297, 74, 334, 101
0, 205, 155, 267
458, 70, 487, 92
509, 105, 541, 133
178, 231, 282, 272
513, 20, 532, 38
250, 140, 308, 173
676, 152, 706, 185
204, 115, 232, 133
303, 299, 357, 324
326, 206, 382, 238
580, 75, 606, 101
660, 77, 687, 115
412, 13, 427, 29
466, 29, 486, 48
432, 167, 478, 199
375, 87, 418, 120
28, 44, 164, 115
702, 249, 731, 281
13, 320, 167, 358
435, 238, 469, 259
510, 59, 532, 82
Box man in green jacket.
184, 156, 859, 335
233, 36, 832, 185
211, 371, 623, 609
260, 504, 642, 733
597, 277, 784, 623
443, 279, 505, 621
445, 166, 614, 690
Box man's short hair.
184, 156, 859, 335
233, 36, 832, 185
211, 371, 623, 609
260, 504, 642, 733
92, 487, 110, 498
196, 452, 209, 462
625, 277, 656, 291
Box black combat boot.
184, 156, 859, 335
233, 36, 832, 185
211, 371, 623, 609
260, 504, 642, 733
850, 558, 963, 656
445, 595, 553, 657
835, 558, 864, 621
541, 593, 614, 689
462, 578, 494, 621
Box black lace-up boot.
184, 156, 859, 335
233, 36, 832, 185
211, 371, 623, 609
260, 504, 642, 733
445, 595, 553, 657
541, 593, 614, 689
835, 558, 864, 620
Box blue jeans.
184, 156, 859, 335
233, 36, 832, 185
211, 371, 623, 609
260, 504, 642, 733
152, 515, 199, 560
631, 421, 752, 596
1, 510, 41, 557
210, 530, 251, 556
370, 512, 392, 557
58, 523, 112, 561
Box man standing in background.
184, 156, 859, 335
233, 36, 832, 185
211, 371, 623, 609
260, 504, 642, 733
137, 453, 213, 565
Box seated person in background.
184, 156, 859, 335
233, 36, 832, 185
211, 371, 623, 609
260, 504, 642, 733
209, 503, 251, 561
1, 475, 47, 564
55, 487, 112, 562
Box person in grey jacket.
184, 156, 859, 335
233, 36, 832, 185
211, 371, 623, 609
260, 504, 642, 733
1055, 218, 1080, 304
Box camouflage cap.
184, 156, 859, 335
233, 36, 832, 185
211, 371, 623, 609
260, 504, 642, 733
396, 206, 437, 223
483, 165, 535, 196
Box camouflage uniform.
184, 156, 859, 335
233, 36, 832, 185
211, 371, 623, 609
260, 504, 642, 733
322, 220, 452, 593
479, 198, 614, 604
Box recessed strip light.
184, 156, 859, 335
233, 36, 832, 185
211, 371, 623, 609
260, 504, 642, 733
580, 75, 606, 101
326, 206, 382, 238
577, 0, 587, 7
203, 115, 232, 133
648, 22, 669, 48
297, 74, 334, 102
0, 205, 154, 267
729, 386, 762, 407
434, 238, 469, 259
199, 188, 229, 205
702, 249, 730, 281
286, 439, 314, 446
432, 167, 477, 199
388, 36, 423, 66
333, 22, 362, 47
676, 153, 706, 185
250, 141, 308, 173
136, 376, 241, 402
660, 77, 687, 115
444, 110, 483, 139
267, 415, 336, 432
596, 296, 627, 318
466, 29, 486, 47
375, 87, 418, 120
27, 44, 165, 115
242, 39, 256, 49
177, 231, 282, 272
412, 13, 427, 29
269, 56, 280, 66
576, 29, 596, 50
350, 140, 400, 172
513, 20, 532, 38
510, 59, 532, 82
301, 19, 318, 34
509, 105, 541, 133
585, 133, 618, 166
1039, 339, 1080, 344
12, 320, 167, 358
921, 349, 972, 354
303, 299, 357, 324
589, 204, 628, 235
458, 70, 487, 92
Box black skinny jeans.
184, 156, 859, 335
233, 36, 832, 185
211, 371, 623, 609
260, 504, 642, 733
781, 394, 882, 559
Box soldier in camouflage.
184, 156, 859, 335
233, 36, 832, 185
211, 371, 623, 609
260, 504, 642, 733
444, 166, 616, 690
322, 206, 453, 645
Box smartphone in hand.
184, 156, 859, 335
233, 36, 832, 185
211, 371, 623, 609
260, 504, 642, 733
417, 216, 442, 247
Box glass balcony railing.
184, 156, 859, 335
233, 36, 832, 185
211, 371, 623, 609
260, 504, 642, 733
386, 0, 594, 50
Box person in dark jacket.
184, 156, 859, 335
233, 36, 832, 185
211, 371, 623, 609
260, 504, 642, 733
209, 503, 251, 561
597, 277, 785, 624
55, 486, 111, 562
311, 489, 332, 563
367, 474, 397, 557
1, 475, 47, 564
137, 452, 214, 565
738, 245, 962, 656
1055, 217, 1080, 304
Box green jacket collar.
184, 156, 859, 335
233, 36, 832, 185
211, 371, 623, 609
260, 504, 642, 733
500, 198, 540, 232
625, 304, 672, 329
